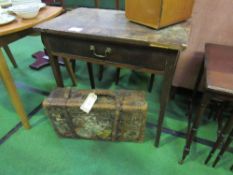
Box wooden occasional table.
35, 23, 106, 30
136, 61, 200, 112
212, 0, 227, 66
0, 6, 63, 129
35, 8, 190, 146
180, 43, 233, 163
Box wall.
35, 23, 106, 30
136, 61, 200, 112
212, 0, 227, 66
64, 0, 125, 9
173, 0, 233, 89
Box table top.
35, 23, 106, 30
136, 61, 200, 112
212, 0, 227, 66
205, 43, 233, 95
35, 8, 191, 50
0, 6, 63, 37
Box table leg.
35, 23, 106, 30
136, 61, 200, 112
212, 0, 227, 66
42, 36, 64, 87
3, 45, 18, 68
63, 58, 77, 86
98, 65, 104, 81
148, 74, 155, 92
186, 58, 205, 135
0, 50, 30, 129
49, 55, 64, 87
71, 60, 76, 72
87, 62, 95, 89
213, 128, 233, 167
115, 0, 120, 10
115, 68, 121, 85
154, 58, 176, 147
180, 92, 210, 164
205, 115, 233, 164
95, 0, 99, 8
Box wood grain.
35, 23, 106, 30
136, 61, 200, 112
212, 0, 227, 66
125, 0, 194, 29
205, 43, 233, 95
0, 6, 63, 36
35, 8, 190, 50
0, 50, 30, 129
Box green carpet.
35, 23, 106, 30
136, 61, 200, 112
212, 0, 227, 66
0, 33, 231, 175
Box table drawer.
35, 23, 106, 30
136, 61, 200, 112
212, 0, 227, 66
46, 35, 176, 72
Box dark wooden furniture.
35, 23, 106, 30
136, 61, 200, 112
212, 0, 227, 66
93, 0, 121, 85
35, 8, 190, 147
180, 43, 233, 163
212, 127, 233, 167
91, 0, 156, 92
205, 114, 233, 166
3, 45, 18, 68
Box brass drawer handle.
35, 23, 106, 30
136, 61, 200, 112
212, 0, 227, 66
90, 45, 112, 58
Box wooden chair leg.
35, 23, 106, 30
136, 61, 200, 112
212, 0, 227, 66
3, 45, 18, 68
115, 68, 121, 85
0, 50, 30, 129
63, 58, 77, 86
148, 74, 155, 92
212, 128, 233, 167
205, 115, 233, 164
87, 62, 95, 89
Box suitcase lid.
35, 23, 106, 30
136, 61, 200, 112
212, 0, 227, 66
43, 88, 71, 107
67, 89, 147, 110
43, 88, 147, 111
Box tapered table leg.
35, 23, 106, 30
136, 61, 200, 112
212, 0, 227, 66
115, 68, 121, 85
42, 36, 64, 87
186, 58, 205, 133
87, 62, 95, 89
98, 65, 104, 81
148, 74, 155, 92
205, 115, 233, 164
3, 45, 18, 68
115, 0, 120, 9
180, 92, 210, 164
0, 50, 30, 129
63, 58, 77, 86
213, 128, 233, 167
95, 0, 99, 8
155, 57, 177, 147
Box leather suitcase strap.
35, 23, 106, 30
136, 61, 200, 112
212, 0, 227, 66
112, 91, 122, 141
62, 88, 80, 137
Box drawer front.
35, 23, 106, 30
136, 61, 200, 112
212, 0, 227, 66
45, 34, 177, 72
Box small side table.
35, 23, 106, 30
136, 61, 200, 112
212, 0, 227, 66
180, 43, 233, 163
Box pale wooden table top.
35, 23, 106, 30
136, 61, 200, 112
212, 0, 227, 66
0, 6, 63, 37
35, 8, 191, 50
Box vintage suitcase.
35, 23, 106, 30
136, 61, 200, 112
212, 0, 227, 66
125, 0, 194, 29
43, 88, 148, 142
